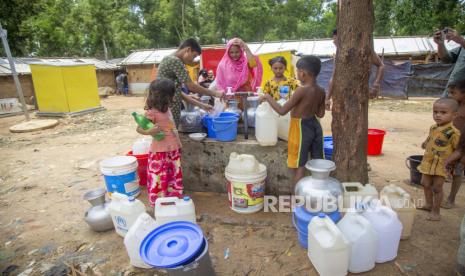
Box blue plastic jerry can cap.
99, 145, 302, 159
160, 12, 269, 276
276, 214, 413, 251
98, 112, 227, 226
318, 213, 326, 218
183, 196, 190, 201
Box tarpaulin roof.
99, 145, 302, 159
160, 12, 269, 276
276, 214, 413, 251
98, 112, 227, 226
120, 36, 464, 65
0, 58, 119, 76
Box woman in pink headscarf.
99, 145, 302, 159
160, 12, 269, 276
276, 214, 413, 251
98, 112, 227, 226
216, 38, 263, 93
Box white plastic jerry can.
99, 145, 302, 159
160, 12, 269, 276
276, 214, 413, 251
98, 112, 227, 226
380, 184, 416, 239
108, 192, 146, 237
308, 213, 350, 276
154, 196, 196, 225
337, 210, 379, 273
342, 182, 379, 209
124, 213, 159, 268
277, 98, 290, 141
361, 202, 403, 263
255, 102, 278, 146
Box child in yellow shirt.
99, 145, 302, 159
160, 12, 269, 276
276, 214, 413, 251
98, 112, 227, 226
263, 56, 299, 101
417, 98, 460, 221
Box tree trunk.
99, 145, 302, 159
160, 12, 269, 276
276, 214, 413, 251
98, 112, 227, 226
332, 0, 374, 183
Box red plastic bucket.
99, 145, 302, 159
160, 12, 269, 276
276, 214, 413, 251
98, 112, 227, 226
127, 151, 148, 186
367, 129, 386, 156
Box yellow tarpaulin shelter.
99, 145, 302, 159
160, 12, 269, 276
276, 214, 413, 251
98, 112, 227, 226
257, 50, 296, 87
30, 63, 103, 116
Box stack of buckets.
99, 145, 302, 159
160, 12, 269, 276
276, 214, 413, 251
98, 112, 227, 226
100, 138, 151, 198
139, 221, 215, 275
100, 156, 141, 197
202, 112, 239, 142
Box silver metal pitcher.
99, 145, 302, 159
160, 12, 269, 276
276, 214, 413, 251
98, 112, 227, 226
295, 159, 343, 213
83, 188, 114, 232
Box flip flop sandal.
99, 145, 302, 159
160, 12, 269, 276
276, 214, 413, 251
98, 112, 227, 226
416, 206, 432, 211
426, 215, 441, 221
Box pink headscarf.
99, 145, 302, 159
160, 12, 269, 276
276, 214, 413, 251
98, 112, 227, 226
216, 39, 263, 92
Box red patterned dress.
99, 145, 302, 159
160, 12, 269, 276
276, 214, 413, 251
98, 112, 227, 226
145, 108, 183, 206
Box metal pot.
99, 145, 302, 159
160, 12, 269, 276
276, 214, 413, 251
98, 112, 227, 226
242, 96, 259, 127
180, 102, 203, 133
295, 159, 342, 213
225, 100, 242, 118
83, 188, 114, 232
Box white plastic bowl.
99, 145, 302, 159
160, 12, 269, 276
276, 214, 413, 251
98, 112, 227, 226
189, 133, 207, 142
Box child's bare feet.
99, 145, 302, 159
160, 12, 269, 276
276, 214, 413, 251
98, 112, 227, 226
426, 213, 441, 221
441, 200, 455, 209
416, 205, 432, 211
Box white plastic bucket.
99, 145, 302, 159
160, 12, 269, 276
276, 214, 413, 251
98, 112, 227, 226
226, 172, 266, 214
100, 156, 140, 197
225, 153, 267, 214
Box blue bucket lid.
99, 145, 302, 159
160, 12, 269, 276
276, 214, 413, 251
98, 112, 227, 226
140, 221, 204, 268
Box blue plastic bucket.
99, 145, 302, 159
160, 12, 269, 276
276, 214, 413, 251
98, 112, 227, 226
203, 112, 240, 139
219, 112, 239, 119
100, 156, 140, 197
202, 115, 216, 138
212, 116, 239, 142
293, 206, 341, 249
324, 136, 333, 160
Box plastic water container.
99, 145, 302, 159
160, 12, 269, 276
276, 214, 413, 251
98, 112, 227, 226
132, 137, 151, 155
367, 129, 386, 155
154, 196, 196, 225
342, 182, 378, 209
293, 206, 341, 249
140, 221, 215, 276
255, 102, 278, 146
277, 99, 290, 141
337, 210, 378, 273
126, 151, 149, 186
360, 201, 403, 263
108, 193, 146, 237
124, 213, 159, 268
225, 152, 267, 213
380, 184, 416, 239
308, 213, 350, 276
212, 116, 239, 142
100, 156, 140, 197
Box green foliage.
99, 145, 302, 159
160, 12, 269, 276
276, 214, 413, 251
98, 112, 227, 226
0, 0, 463, 57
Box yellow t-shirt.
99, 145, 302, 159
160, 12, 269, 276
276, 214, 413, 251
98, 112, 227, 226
263, 78, 300, 101
418, 122, 460, 177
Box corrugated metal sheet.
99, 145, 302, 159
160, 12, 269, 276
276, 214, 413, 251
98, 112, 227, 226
120, 36, 465, 65
0, 58, 118, 76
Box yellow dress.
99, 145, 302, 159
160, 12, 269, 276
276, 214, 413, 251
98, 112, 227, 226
418, 122, 460, 177
263, 78, 300, 101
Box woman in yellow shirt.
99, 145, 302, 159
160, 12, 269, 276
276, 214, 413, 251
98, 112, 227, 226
263, 56, 300, 100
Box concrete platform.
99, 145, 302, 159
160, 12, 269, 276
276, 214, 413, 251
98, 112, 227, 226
181, 134, 292, 196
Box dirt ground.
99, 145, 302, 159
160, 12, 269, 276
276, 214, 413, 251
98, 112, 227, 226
0, 96, 463, 276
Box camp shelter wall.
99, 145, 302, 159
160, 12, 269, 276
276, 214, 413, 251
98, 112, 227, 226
406, 63, 453, 97
317, 58, 411, 98
30, 63, 101, 115
201, 48, 226, 76
96, 70, 116, 89
127, 64, 153, 95
0, 75, 35, 104
257, 50, 296, 88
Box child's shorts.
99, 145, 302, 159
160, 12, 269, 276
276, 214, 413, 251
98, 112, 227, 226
287, 116, 323, 168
